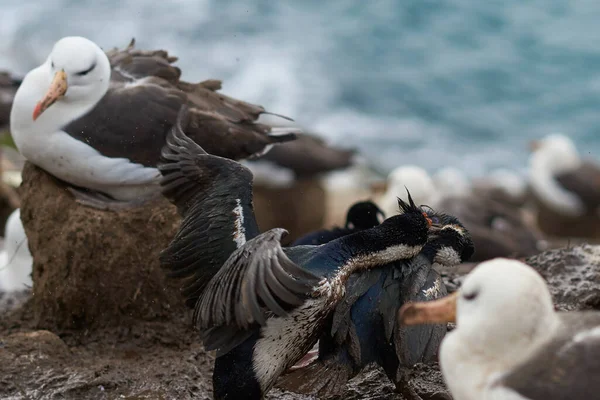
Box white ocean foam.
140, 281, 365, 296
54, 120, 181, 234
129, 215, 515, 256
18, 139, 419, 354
2, 0, 600, 176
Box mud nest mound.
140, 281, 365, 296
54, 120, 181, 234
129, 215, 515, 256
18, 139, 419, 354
17, 162, 185, 331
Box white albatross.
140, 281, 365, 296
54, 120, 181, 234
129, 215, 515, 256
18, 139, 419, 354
528, 133, 600, 238
529, 133, 600, 217
400, 258, 600, 400
378, 165, 438, 217
10, 36, 299, 210
0, 209, 33, 292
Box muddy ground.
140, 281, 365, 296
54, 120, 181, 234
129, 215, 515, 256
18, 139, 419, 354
3, 245, 599, 400
0, 164, 449, 400
2, 165, 599, 399
0, 295, 446, 400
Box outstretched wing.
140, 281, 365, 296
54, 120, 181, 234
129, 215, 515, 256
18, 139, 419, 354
195, 228, 323, 353
158, 107, 261, 308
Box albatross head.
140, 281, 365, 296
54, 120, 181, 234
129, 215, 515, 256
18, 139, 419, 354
528, 133, 585, 216
431, 167, 471, 199
400, 258, 559, 398
382, 165, 437, 216
529, 133, 581, 173
31, 36, 111, 121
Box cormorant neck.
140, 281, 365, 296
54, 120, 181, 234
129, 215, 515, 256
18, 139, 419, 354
328, 222, 426, 281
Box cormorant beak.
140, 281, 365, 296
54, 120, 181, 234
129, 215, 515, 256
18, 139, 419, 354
428, 223, 444, 233
399, 291, 458, 325
528, 140, 541, 152
33, 70, 68, 121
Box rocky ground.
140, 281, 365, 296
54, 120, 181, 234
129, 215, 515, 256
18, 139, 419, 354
2, 164, 447, 400
0, 296, 446, 400
2, 162, 600, 399
2, 244, 599, 400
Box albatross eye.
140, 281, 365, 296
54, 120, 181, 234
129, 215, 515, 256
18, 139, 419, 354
75, 62, 96, 77
463, 290, 479, 301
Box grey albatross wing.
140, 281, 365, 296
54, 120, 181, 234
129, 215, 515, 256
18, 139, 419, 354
498, 312, 600, 400
555, 161, 600, 212
257, 133, 356, 177
64, 39, 298, 167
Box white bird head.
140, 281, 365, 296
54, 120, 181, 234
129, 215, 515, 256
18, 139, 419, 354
400, 258, 560, 399
528, 133, 585, 216
32, 36, 111, 120
385, 165, 436, 207
529, 133, 580, 169
486, 168, 527, 199
432, 167, 471, 198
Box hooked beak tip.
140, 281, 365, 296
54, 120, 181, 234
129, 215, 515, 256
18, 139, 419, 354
32, 70, 68, 121
32, 102, 43, 121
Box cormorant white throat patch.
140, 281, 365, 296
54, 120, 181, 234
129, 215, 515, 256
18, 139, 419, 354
232, 198, 246, 248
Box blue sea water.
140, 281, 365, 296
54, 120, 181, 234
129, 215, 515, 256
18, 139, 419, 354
1, 0, 600, 177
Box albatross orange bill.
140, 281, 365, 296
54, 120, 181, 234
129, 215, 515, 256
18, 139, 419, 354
33, 70, 68, 121
399, 291, 458, 325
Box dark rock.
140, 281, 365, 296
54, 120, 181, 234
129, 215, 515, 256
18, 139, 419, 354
1, 329, 69, 359
440, 245, 600, 312
525, 244, 600, 311
17, 162, 185, 331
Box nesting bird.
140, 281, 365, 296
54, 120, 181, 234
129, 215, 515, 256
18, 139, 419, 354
528, 133, 600, 238
472, 168, 530, 207
379, 165, 437, 218
157, 111, 463, 399
10, 36, 298, 210
380, 165, 541, 261
401, 257, 600, 400
0, 209, 32, 292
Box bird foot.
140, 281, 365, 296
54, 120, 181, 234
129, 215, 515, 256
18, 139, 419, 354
67, 187, 159, 211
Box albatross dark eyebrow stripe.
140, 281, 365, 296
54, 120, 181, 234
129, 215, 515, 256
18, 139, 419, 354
75, 62, 96, 76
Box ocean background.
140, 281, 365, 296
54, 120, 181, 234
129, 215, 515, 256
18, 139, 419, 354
1, 0, 599, 177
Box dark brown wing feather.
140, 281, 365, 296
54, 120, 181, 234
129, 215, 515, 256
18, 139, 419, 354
555, 162, 600, 211
0, 71, 20, 129
258, 133, 356, 177
194, 228, 322, 330
195, 228, 323, 353
158, 109, 262, 308
64, 40, 297, 167
500, 312, 600, 400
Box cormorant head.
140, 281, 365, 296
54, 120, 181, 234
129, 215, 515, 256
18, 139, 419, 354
370, 190, 437, 251
420, 208, 475, 265
345, 201, 386, 230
